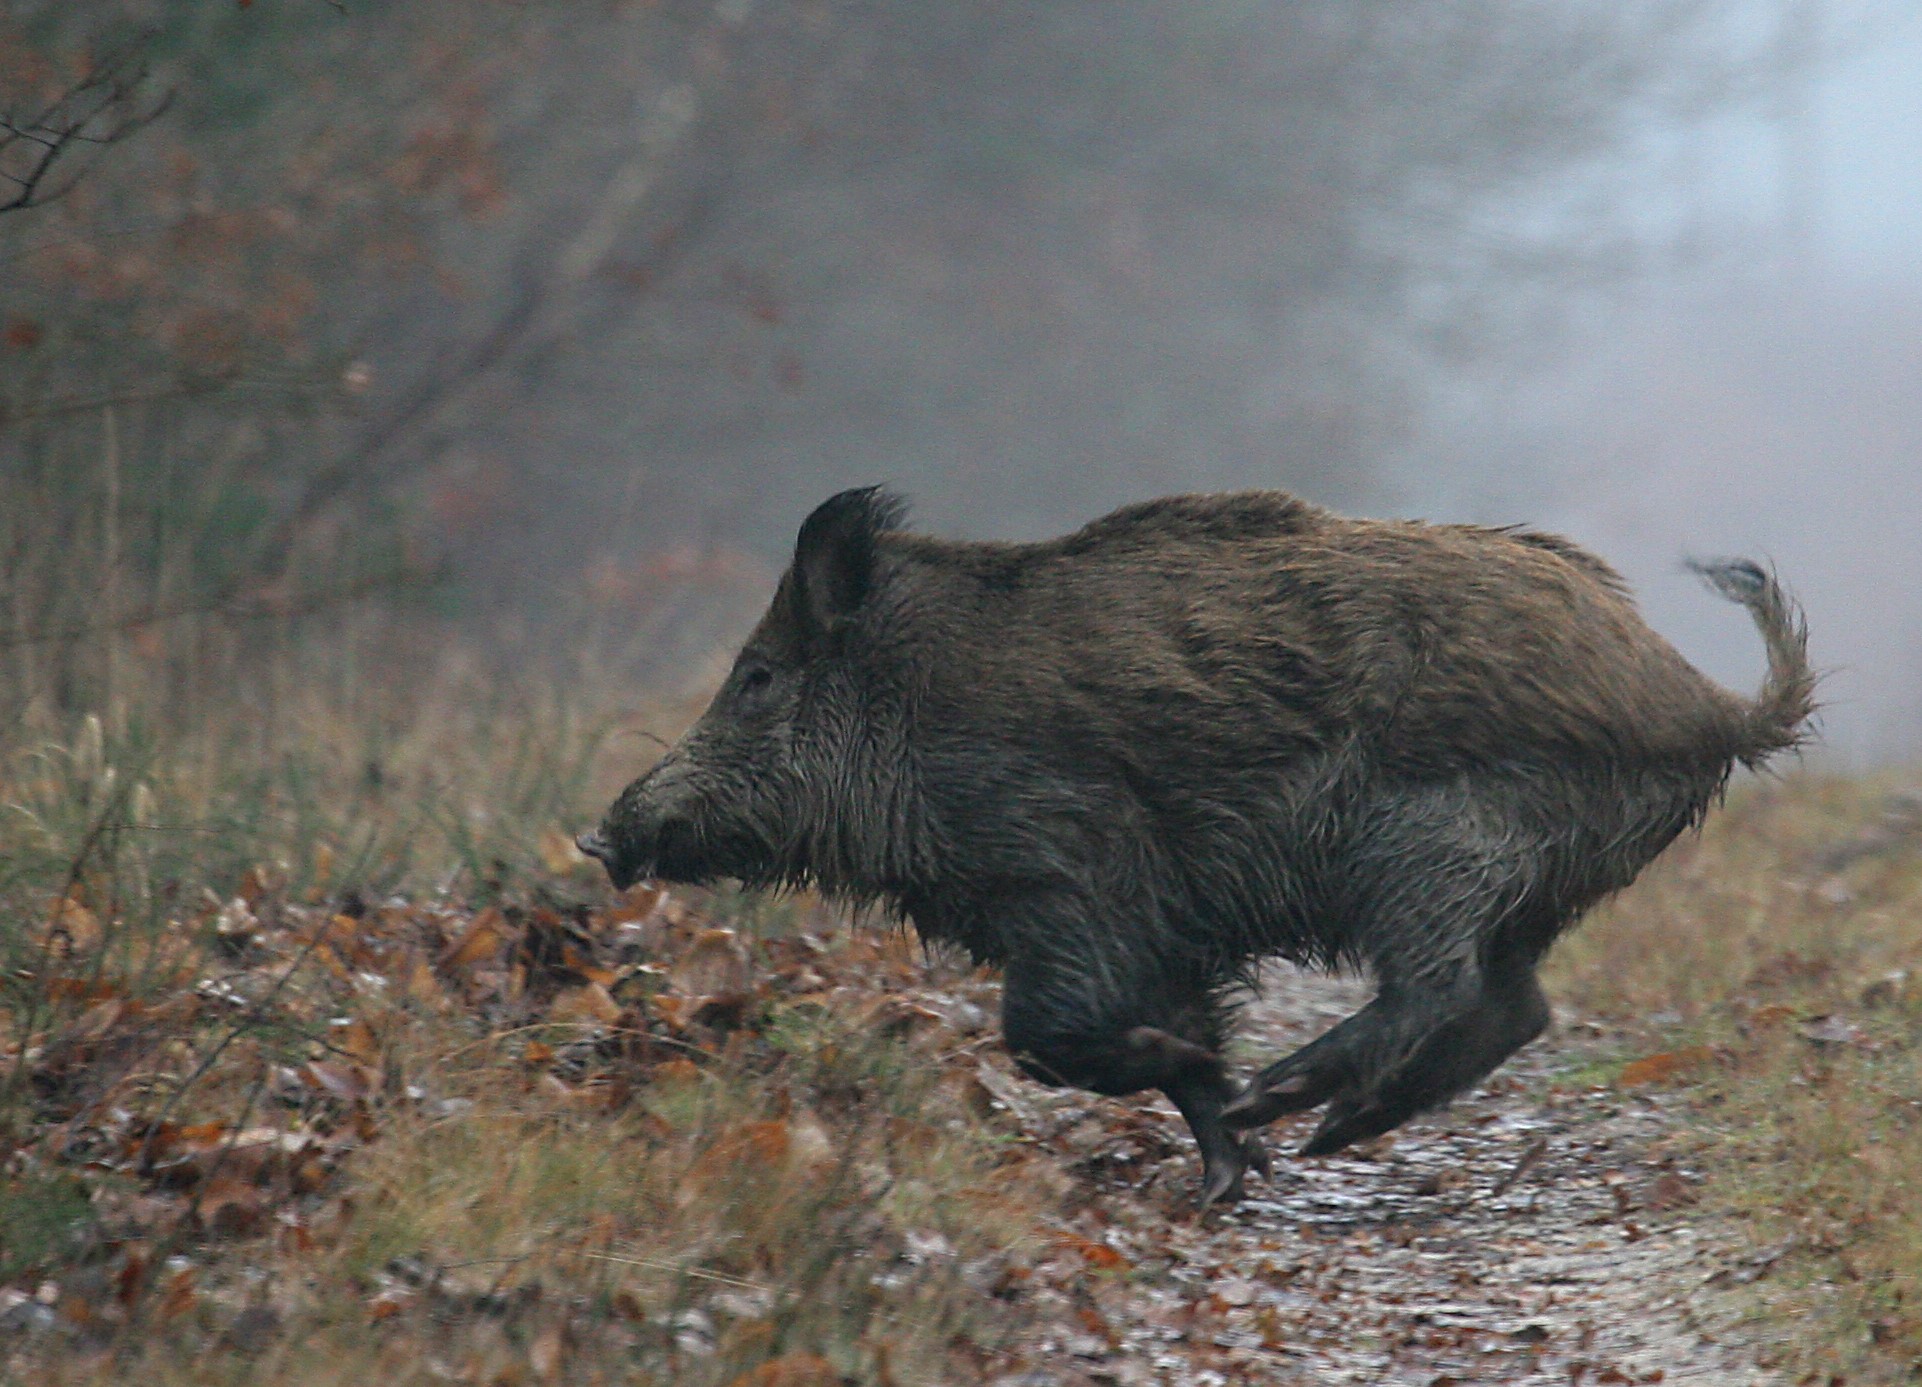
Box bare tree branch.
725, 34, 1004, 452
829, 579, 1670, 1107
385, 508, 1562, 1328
0, 48, 172, 218
255, 0, 749, 570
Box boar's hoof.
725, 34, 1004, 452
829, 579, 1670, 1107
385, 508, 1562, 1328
1198, 1133, 1270, 1209
1218, 1071, 1322, 1131
1199, 1162, 1243, 1209
1298, 1093, 1407, 1158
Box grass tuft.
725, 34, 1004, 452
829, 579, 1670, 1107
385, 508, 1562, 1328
1549, 774, 1922, 1381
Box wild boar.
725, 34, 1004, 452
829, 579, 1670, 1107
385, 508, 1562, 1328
579, 487, 1814, 1206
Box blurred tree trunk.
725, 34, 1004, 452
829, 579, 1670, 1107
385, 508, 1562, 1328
0, 1, 1795, 686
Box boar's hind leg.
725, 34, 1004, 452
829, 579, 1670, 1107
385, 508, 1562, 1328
1298, 964, 1548, 1155
1221, 957, 1549, 1153
1002, 965, 1266, 1207
1227, 785, 1566, 1149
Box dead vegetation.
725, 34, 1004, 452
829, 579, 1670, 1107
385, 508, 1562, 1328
0, 627, 1917, 1386
0, 767, 1049, 1383
1550, 776, 1922, 1383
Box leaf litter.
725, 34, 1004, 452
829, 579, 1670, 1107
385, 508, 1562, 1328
0, 868, 1794, 1384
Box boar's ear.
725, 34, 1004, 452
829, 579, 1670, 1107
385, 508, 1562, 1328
789, 486, 908, 641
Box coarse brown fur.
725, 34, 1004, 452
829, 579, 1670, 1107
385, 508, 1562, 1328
582, 488, 1815, 1206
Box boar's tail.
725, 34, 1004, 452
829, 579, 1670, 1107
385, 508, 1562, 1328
1687, 557, 1817, 767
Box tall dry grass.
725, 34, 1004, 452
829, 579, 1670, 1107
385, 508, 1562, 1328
1, 425, 1059, 1385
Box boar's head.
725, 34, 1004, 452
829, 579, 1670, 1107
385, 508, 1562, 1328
578, 487, 915, 895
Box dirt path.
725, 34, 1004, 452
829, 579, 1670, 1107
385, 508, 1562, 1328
988, 967, 1785, 1386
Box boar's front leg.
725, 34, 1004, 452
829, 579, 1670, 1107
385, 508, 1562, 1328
1000, 952, 1267, 1207
1157, 1050, 1273, 1207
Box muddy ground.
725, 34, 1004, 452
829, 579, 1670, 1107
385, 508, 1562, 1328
986, 967, 1788, 1386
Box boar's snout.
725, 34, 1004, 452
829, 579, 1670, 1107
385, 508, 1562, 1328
580, 758, 717, 891
575, 825, 652, 892
573, 830, 634, 888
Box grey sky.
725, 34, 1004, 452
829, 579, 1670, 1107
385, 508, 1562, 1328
1816, 5, 1922, 277
1400, 7, 1922, 765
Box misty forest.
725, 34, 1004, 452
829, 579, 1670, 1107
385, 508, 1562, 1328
2, 3, 1921, 1384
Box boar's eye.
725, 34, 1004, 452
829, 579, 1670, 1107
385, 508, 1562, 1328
736, 661, 774, 698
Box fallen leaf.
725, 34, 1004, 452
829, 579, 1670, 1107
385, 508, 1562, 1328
275, 1209, 317, 1253
671, 928, 751, 996
440, 908, 505, 971
312, 942, 352, 982
1616, 1047, 1714, 1088
1491, 1137, 1550, 1197
159, 1267, 197, 1319
725, 1353, 839, 1387
42, 976, 124, 1005
302, 1060, 373, 1103
43, 896, 102, 957
404, 953, 450, 1009
652, 1057, 703, 1086
1644, 1171, 1698, 1211
310, 842, 336, 892
862, 997, 947, 1042
691, 992, 755, 1031
788, 1108, 836, 1173
1054, 1231, 1131, 1272
238, 864, 278, 907
710, 1119, 790, 1169
1798, 1014, 1867, 1048
969, 1063, 1039, 1127
366, 1287, 411, 1321
538, 828, 589, 876
330, 1016, 382, 1066
1415, 1168, 1470, 1196
549, 982, 622, 1026
214, 897, 259, 946
649, 992, 699, 1031
561, 943, 619, 987
605, 882, 669, 924
1254, 1304, 1287, 1349
196, 1176, 267, 1239
115, 1248, 149, 1306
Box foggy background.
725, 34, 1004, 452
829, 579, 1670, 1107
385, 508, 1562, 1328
3, 1, 1917, 759
1408, 3, 1922, 764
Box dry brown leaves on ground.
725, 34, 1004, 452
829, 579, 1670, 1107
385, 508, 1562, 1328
0, 870, 1065, 1384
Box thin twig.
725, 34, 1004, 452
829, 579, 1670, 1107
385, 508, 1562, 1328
0, 764, 143, 1125
584, 1252, 768, 1292
1489, 1136, 1549, 1198
134, 928, 327, 1175
0, 49, 172, 218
